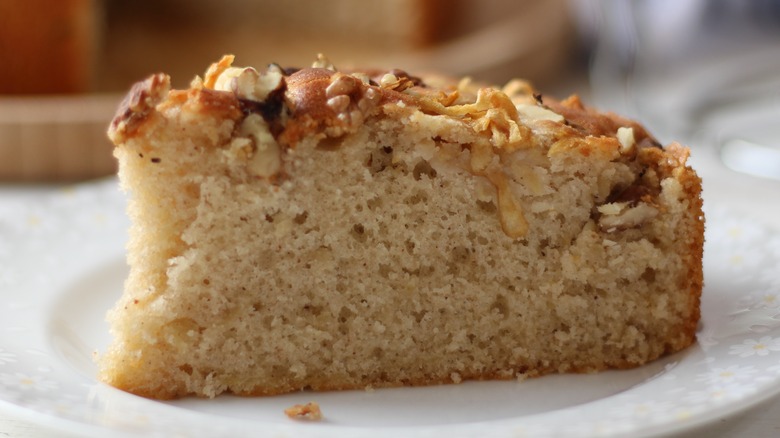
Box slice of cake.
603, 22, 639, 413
100, 55, 704, 399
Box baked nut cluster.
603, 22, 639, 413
112, 54, 669, 241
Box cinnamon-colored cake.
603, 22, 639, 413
99, 55, 704, 399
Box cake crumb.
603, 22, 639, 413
284, 402, 323, 421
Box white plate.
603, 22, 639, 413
2, 179, 780, 438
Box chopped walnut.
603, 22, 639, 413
350, 72, 371, 85
358, 87, 380, 112
212, 67, 246, 92
378, 71, 416, 92
496, 180, 529, 238
203, 55, 235, 89
212, 65, 284, 102
598, 202, 658, 232
501, 79, 537, 105
223, 137, 254, 164
284, 402, 323, 421
380, 73, 399, 88
325, 74, 359, 98
238, 114, 282, 177
326, 95, 351, 113
321, 73, 381, 131
617, 126, 636, 153
515, 103, 565, 123
597, 201, 629, 216
108, 73, 171, 143
312, 53, 336, 71
422, 88, 531, 155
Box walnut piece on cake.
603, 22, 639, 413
99, 55, 703, 400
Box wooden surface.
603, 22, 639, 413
0, 94, 120, 181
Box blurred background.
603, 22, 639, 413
0, 0, 580, 181
1, 0, 779, 186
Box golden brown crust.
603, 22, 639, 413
109, 57, 661, 160
108, 73, 170, 144
674, 148, 705, 345
544, 95, 658, 147
181, 88, 244, 122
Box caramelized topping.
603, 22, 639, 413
109, 55, 690, 241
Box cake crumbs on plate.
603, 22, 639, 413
284, 402, 323, 421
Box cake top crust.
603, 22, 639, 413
107, 55, 691, 240
109, 54, 659, 153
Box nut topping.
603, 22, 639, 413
311, 53, 336, 71
515, 103, 565, 123
617, 126, 635, 153
501, 79, 535, 102
325, 74, 359, 98
108, 73, 171, 143
239, 114, 282, 177
359, 87, 380, 111
213, 65, 284, 102
597, 201, 628, 216
326, 95, 351, 113
380, 73, 399, 88
350, 72, 371, 85
378, 70, 417, 92
598, 202, 658, 232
